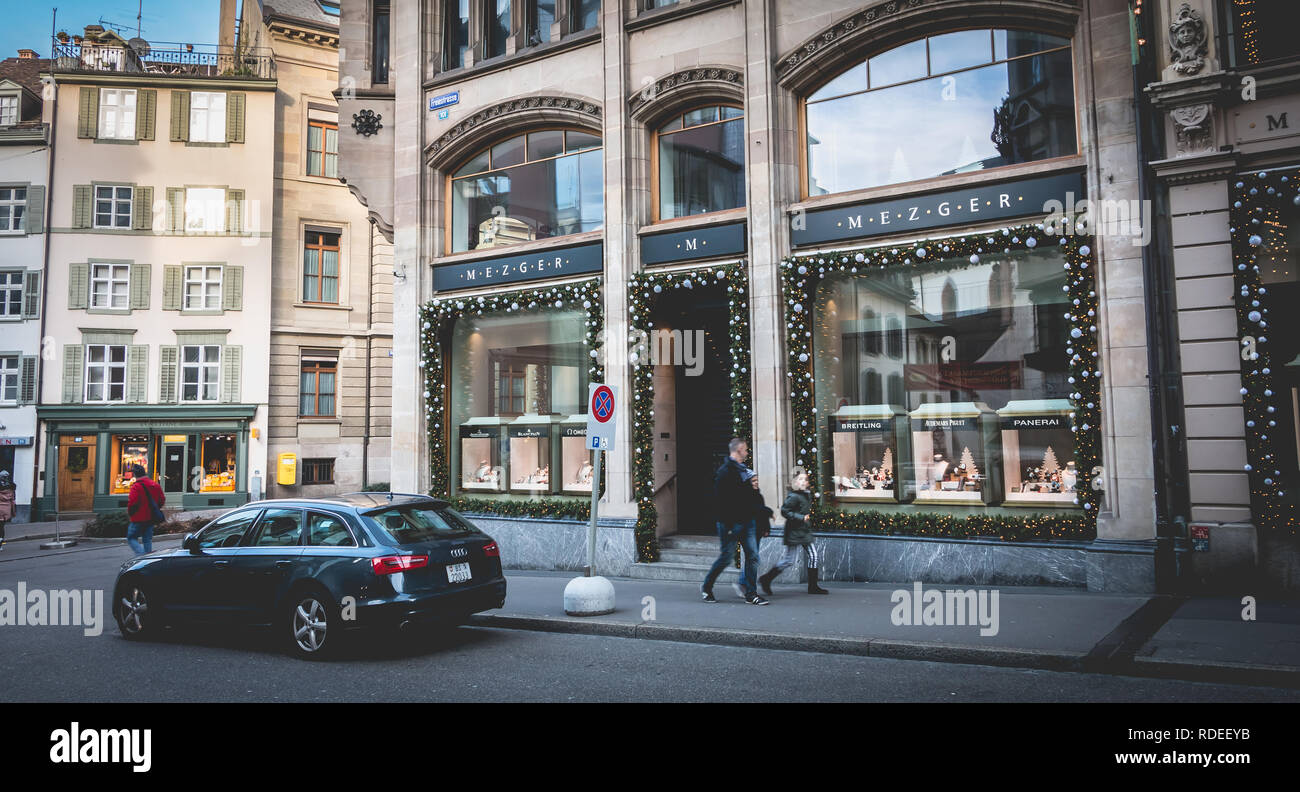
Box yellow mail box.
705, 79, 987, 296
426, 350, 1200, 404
277, 452, 297, 486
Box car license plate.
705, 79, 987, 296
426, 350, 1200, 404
446, 562, 472, 583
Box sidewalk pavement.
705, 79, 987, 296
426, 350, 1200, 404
470, 571, 1300, 689
2, 509, 228, 544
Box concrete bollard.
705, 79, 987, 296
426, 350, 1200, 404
563, 575, 615, 616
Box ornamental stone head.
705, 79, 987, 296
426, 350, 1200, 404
1168, 3, 1208, 76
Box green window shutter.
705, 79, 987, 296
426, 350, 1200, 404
77, 86, 99, 139
24, 185, 44, 234
22, 270, 41, 318
222, 265, 243, 310
167, 187, 184, 233
226, 188, 244, 234
127, 345, 149, 403
68, 262, 89, 310
62, 344, 84, 403
72, 184, 92, 228
221, 345, 242, 403
163, 264, 182, 310
158, 346, 178, 404
133, 185, 154, 231
170, 91, 190, 141
136, 89, 156, 141
226, 92, 245, 143
18, 355, 37, 405
129, 262, 151, 310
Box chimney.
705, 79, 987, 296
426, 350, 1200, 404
219, 0, 237, 51
17, 49, 37, 59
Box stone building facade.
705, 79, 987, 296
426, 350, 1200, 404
337, 0, 1170, 592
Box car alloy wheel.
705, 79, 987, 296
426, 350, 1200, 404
292, 596, 330, 655
117, 585, 149, 638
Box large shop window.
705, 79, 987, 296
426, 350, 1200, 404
656, 105, 745, 220
199, 434, 237, 492
1223, 0, 1300, 66
111, 435, 151, 494
450, 310, 591, 496
449, 129, 602, 253
804, 29, 1077, 196
814, 246, 1081, 509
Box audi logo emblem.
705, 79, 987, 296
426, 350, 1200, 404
450, 547, 468, 558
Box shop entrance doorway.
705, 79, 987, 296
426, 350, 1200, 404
161, 440, 188, 497
58, 435, 97, 512
653, 287, 733, 535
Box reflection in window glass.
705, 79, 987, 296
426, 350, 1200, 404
806, 29, 1075, 195
813, 247, 1078, 509
444, 0, 470, 70
486, 0, 512, 58
573, 0, 600, 31
530, 0, 555, 45
657, 106, 745, 220
450, 130, 603, 252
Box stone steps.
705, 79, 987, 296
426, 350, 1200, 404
626, 535, 737, 582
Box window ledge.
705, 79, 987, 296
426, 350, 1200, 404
426, 28, 602, 90
179, 309, 226, 316
790, 156, 1087, 215
298, 417, 341, 424
626, 0, 741, 33
434, 229, 603, 266
93, 138, 139, 145
185, 141, 231, 148
294, 302, 352, 311
639, 207, 746, 236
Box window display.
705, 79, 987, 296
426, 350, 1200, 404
560, 416, 593, 493
998, 399, 1078, 505
829, 405, 909, 502
509, 418, 552, 493
910, 402, 1000, 504
200, 434, 236, 492
111, 435, 150, 494
450, 310, 588, 498
813, 246, 1073, 510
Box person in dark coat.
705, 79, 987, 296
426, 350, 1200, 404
701, 438, 769, 605
125, 463, 165, 555
757, 469, 828, 595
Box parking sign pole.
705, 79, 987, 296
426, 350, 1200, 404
585, 447, 601, 577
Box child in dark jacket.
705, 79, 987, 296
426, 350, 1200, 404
757, 469, 828, 595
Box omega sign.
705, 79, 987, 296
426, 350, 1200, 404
791, 171, 1087, 247
432, 241, 603, 291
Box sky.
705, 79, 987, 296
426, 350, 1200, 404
3, 1, 220, 59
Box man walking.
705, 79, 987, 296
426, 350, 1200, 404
125, 463, 165, 555
702, 438, 768, 605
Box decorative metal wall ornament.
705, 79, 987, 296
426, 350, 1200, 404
1168, 2, 1209, 76
351, 108, 383, 137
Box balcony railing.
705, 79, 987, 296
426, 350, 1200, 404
51, 40, 275, 80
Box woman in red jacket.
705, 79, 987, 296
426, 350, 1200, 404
125, 463, 165, 554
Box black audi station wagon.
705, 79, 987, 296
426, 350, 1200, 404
112, 493, 506, 658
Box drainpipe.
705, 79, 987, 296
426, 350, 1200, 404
363, 220, 374, 487
1131, 10, 1190, 591
31, 61, 58, 519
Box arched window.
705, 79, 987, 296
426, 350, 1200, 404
655, 105, 745, 220
804, 28, 1076, 196
448, 128, 603, 253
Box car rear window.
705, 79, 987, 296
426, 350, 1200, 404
362, 506, 480, 545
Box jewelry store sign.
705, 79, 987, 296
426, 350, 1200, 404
790, 171, 1086, 247
432, 241, 603, 291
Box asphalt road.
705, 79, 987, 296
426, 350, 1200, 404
2, 540, 1297, 703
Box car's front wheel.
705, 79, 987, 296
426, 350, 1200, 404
285, 591, 340, 659
115, 582, 156, 641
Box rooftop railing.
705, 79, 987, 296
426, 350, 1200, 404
50, 40, 275, 80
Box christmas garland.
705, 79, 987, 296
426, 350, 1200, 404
419, 278, 605, 519
627, 260, 753, 561
781, 221, 1101, 541
1229, 170, 1299, 534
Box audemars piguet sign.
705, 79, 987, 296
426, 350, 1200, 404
790, 171, 1086, 247
432, 241, 603, 291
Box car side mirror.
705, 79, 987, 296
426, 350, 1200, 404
182, 534, 200, 552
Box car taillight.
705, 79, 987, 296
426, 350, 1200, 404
370, 555, 429, 575
482, 542, 500, 557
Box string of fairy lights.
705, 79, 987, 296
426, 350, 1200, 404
627, 261, 753, 562
780, 220, 1102, 541
1231, 170, 1298, 535
1233, 0, 1260, 65
419, 277, 605, 518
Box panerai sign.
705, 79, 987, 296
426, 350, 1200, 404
790, 171, 1086, 247
432, 241, 603, 291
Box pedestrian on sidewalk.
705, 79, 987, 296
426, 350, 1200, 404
0, 470, 15, 551
758, 469, 829, 595
125, 463, 165, 555
733, 466, 775, 599
702, 438, 768, 605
